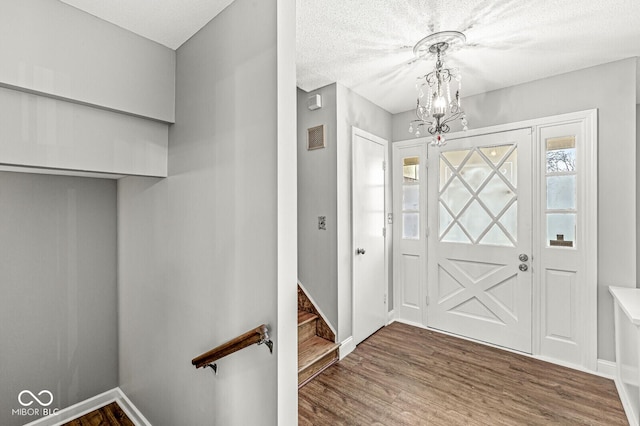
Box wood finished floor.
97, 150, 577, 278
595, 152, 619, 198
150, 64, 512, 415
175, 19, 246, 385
61, 401, 134, 426
299, 322, 627, 425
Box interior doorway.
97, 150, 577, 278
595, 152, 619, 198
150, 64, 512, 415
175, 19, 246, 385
352, 127, 388, 345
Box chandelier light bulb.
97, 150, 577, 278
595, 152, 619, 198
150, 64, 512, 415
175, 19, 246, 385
433, 95, 447, 117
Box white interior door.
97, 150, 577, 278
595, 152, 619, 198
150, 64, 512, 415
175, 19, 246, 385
353, 129, 387, 345
427, 128, 533, 353
392, 141, 426, 325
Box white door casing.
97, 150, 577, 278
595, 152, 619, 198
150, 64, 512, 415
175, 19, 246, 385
352, 128, 388, 345
392, 141, 427, 325
427, 128, 533, 353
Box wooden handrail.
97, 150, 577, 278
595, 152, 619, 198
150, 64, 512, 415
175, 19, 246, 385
192, 324, 272, 370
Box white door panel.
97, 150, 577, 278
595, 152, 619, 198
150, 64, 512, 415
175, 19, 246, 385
353, 130, 387, 345
427, 128, 533, 353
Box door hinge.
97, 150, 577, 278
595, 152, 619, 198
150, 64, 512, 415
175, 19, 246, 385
426, 227, 430, 238
426, 295, 430, 305
384, 294, 387, 304
382, 227, 386, 237
382, 161, 386, 171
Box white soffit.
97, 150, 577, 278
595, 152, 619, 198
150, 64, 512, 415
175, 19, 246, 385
297, 0, 640, 113
58, 0, 236, 49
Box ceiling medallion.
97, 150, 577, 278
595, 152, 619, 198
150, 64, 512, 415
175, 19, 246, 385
408, 31, 468, 147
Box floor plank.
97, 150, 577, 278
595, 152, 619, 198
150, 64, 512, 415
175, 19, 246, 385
62, 401, 134, 426
299, 322, 627, 425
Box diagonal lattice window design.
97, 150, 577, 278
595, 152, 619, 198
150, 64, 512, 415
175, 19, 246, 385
439, 144, 517, 246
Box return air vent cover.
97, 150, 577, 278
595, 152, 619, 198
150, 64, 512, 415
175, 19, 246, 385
307, 125, 325, 150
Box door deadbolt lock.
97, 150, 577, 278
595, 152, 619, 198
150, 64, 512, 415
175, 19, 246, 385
519, 263, 528, 272
356, 248, 366, 255
518, 254, 529, 262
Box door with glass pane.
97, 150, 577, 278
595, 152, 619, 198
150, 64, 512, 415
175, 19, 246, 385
393, 142, 426, 325
427, 128, 533, 353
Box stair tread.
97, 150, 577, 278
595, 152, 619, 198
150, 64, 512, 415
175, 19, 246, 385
298, 310, 318, 326
298, 336, 339, 373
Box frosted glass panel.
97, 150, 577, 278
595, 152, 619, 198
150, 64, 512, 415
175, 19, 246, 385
481, 174, 515, 216
480, 225, 513, 246
403, 186, 419, 210
403, 213, 419, 240
547, 213, 576, 247
459, 151, 491, 191
441, 223, 471, 243
459, 200, 492, 242
500, 202, 517, 240
439, 144, 518, 246
547, 175, 576, 210
546, 136, 576, 172
441, 176, 470, 215
439, 202, 453, 237
480, 145, 512, 166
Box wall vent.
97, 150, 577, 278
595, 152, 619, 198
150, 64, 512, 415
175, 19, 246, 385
307, 125, 325, 150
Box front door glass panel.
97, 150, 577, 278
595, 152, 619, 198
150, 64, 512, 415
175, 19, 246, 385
439, 144, 517, 246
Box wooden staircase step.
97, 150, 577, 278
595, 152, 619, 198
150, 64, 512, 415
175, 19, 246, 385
298, 335, 340, 387
298, 310, 318, 345
298, 310, 318, 326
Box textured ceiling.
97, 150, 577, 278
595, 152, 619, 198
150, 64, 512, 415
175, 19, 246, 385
57, 0, 640, 114
297, 0, 640, 113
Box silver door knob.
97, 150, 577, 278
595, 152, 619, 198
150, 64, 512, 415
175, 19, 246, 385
519, 254, 529, 262
519, 263, 528, 272
356, 248, 366, 255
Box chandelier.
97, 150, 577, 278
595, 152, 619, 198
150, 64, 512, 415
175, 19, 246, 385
408, 31, 468, 146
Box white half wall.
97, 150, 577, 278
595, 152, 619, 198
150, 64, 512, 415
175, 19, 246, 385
0, 86, 168, 177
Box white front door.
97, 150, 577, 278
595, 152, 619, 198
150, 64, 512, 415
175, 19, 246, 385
427, 128, 533, 353
353, 129, 387, 345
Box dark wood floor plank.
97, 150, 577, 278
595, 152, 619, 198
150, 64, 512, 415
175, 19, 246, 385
62, 401, 134, 426
299, 322, 627, 425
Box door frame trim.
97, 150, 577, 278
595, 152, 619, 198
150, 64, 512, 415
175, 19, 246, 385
351, 126, 389, 345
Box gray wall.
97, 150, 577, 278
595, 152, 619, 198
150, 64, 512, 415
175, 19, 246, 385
297, 83, 392, 343
1, 0, 175, 122
392, 58, 637, 362
0, 172, 117, 426
297, 84, 338, 328
118, 0, 289, 424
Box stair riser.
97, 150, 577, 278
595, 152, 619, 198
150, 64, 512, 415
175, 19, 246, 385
298, 349, 338, 386
298, 319, 317, 345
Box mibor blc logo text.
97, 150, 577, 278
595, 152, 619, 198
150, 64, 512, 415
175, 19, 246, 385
12, 390, 59, 417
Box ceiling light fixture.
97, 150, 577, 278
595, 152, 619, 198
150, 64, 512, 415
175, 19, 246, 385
408, 31, 468, 146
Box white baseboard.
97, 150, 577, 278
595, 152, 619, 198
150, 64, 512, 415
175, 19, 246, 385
339, 336, 356, 360
597, 359, 616, 379
387, 309, 395, 324
23, 388, 151, 426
